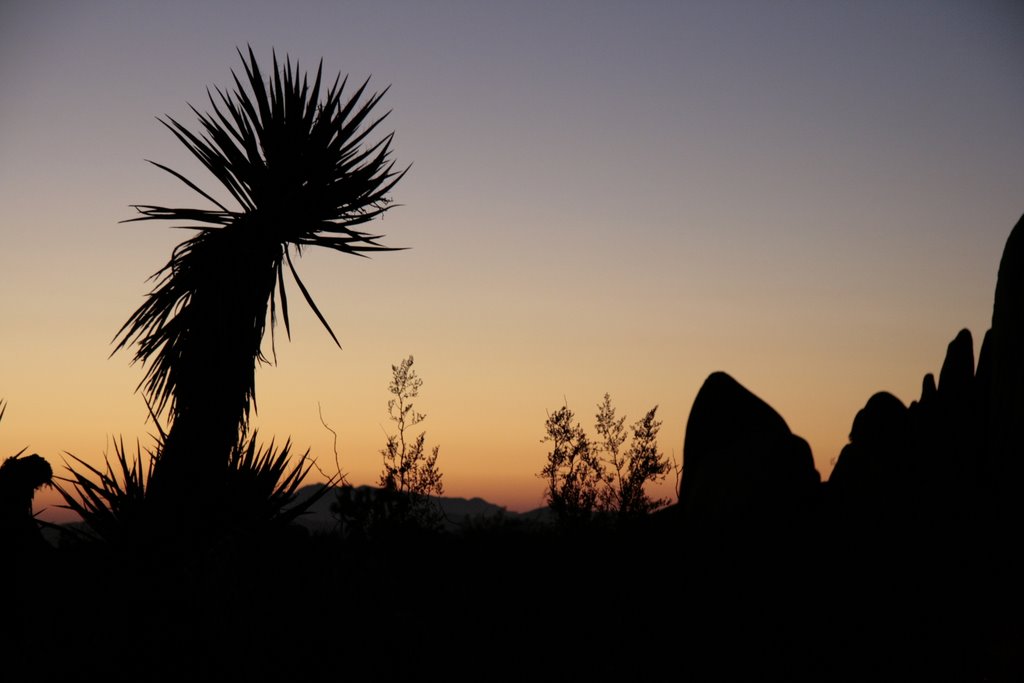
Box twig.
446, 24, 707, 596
316, 402, 348, 487
671, 448, 683, 502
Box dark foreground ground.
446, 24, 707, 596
4, 508, 1022, 682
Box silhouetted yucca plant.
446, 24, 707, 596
57, 432, 332, 544
223, 432, 329, 530
56, 439, 154, 544
113, 47, 406, 515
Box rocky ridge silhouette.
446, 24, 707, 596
676, 214, 1024, 679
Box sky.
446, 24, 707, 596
1, 1, 1022, 522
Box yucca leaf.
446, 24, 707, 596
286, 250, 341, 348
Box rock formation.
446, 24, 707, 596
989, 214, 1024, 529
826, 214, 1024, 542
827, 391, 911, 532
679, 371, 821, 536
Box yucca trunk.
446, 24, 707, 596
146, 225, 281, 524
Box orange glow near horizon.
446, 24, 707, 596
18, 315, 992, 525
2, 2, 1020, 528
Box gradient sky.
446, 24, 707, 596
2, 1, 1022, 522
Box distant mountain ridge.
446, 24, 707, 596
288, 484, 551, 532
38, 485, 551, 545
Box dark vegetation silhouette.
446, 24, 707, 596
332, 355, 445, 538
2, 46, 1021, 678
377, 356, 444, 501
540, 394, 671, 524
540, 403, 603, 522
58, 47, 405, 544
0, 402, 53, 555
595, 394, 672, 517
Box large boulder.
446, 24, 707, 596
828, 391, 912, 532
677, 373, 824, 679
679, 372, 821, 536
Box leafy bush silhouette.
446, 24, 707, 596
594, 394, 671, 518
540, 404, 603, 523
541, 394, 670, 525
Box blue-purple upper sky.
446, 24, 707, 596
2, 1, 1022, 515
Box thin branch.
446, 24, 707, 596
316, 402, 348, 486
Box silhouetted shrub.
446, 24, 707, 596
594, 394, 672, 517
540, 404, 603, 523
540, 394, 671, 524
